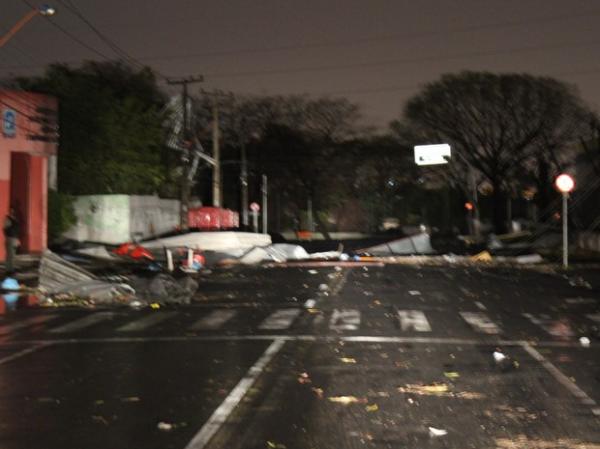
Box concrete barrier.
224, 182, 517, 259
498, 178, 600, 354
64, 195, 180, 244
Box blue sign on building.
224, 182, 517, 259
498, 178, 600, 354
2, 108, 17, 137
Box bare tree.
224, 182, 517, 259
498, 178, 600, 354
403, 71, 590, 232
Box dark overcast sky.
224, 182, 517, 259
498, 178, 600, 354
2, 0, 600, 128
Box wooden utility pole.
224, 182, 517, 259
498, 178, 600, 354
167, 75, 203, 229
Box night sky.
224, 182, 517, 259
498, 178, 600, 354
2, 0, 599, 128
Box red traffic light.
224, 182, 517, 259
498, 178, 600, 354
464, 202, 474, 211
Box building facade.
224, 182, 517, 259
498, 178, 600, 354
0, 90, 58, 261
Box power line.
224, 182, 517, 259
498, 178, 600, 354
84, 8, 600, 60
201, 38, 600, 80
18, 0, 113, 60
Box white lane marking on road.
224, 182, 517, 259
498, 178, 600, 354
0, 343, 52, 366
184, 338, 286, 449
190, 310, 238, 330
329, 308, 361, 331
116, 312, 177, 332
586, 313, 600, 323
396, 310, 431, 332
258, 309, 301, 330
474, 301, 487, 311
49, 312, 115, 333
523, 313, 575, 337
0, 314, 58, 335
460, 311, 500, 334
521, 342, 599, 415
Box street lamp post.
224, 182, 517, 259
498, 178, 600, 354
555, 174, 575, 269
0, 5, 56, 48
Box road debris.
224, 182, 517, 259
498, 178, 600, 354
266, 441, 287, 449
397, 383, 485, 399
444, 371, 460, 379
311, 387, 324, 399
579, 336, 591, 347
157, 421, 174, 431
365, 404, 379, 412
328, 396, 368, 405
297, 372, 311, 384
428, 427, 448, 438
408, 290, 421, 296
339, 357, 357, 364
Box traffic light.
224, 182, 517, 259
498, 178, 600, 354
464, 202, 474, 211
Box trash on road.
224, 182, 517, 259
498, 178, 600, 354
311, 387, 324, 399
157, 422, 174, 431
365, 404, 379, 412
579, 337, 591, 347
408, 290, 421, 296
328, 396, 368, 405
493, 350, 507, 364
339, 357, 357, 364
444, 371, 460, 379
428, 427, 448, 438
397, 384, 485, 399
471, 250, 493, 262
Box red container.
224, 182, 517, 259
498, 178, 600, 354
189, 207, 241, 230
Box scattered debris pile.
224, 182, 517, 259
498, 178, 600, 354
38, 250, 198, 306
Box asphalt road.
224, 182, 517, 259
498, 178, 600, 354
0, 263, 599, 449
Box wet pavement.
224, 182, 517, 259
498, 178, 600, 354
0, 263, 599, 448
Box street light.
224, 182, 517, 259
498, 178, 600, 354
0, 5, 56, 48
555, 173, 575, 268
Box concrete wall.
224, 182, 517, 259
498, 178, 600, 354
64, 195, 180, 244
129, 196, 180, 240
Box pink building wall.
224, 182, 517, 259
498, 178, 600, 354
0, 90, 57, 261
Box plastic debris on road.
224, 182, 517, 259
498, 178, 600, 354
408, 290, 421, 296
157, 422, 174, 431
339, 357, 357, 364
428, 427, 448, 438
579, 336, 591, 347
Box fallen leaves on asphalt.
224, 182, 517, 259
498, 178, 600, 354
328, 396, 368, 405
397, 383, 485, 399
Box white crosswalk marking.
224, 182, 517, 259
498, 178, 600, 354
523, 313, 575, 337
191, 310, 237, 330
460, 311, 501, 334
258, 309, 301, 330
329, 308, 361, 331
49, 312, 115, 333
586, 313, 600, 323
0, 314, 58, 335
396, 310, 431, 332
117, 312, 177, 332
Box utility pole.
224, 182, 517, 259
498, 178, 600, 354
240, 143, 249, 229
262, 174, 268, 233
167, 75, 203, 229
212, 99, 221, 207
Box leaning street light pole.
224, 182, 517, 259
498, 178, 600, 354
0, 5, 56, 48
555, 173, 575, 269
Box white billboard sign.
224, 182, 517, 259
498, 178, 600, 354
414, 144, 451, 166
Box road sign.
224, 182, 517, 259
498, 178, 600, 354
414, 144, 451, 166
250, 202, 260, 212
2, 108, 16, 137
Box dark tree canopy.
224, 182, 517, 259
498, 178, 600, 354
17, 61, 168, 195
